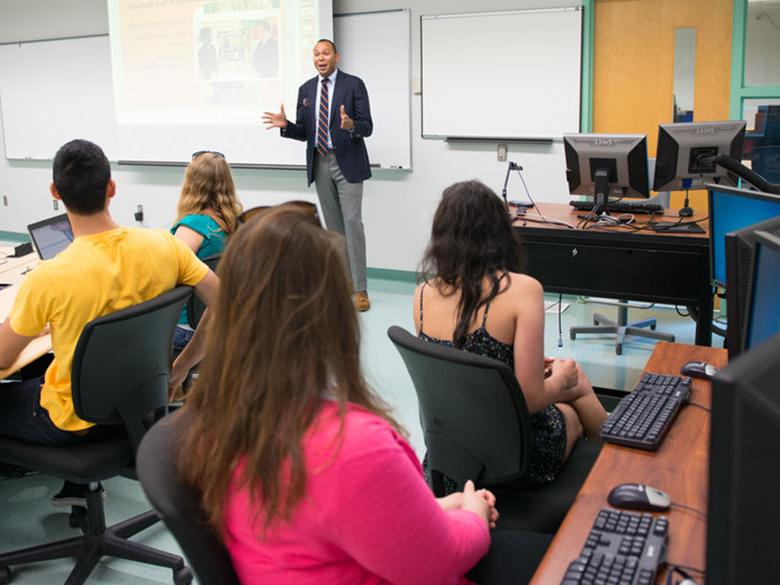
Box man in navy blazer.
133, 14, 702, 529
263, 39, 373, 311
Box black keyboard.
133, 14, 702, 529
600, 373, 691, 451
569, 200, 663, 214
560, 509, 669, 585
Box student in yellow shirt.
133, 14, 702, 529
0, 139, 217, 504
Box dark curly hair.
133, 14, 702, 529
420, 180, 523, 347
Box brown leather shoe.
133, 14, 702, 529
354, 291, 370, 312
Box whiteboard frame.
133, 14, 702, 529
420, 7, 583, 142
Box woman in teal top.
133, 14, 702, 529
172, 151, 243, 354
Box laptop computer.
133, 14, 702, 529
27, 214, 74, 260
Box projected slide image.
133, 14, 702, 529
110, 0, 320, 126
195, 14, 280, 82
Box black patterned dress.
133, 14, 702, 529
418, 285, 567, 485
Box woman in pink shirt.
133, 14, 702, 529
176, 205, 520, 585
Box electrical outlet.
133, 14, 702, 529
134, 204, 144, 223
53, 199, 59, 211
497, 144, 508, 162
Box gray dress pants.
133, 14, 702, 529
313, 151, 367, 292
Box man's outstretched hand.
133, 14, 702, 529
262, 103, 288, 129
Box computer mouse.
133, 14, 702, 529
680, 360, 720, 380
607, 483, 671, 512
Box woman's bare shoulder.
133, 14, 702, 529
505, 272, 543, 297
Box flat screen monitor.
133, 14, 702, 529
744, 230, 780, 351
707, 331, 780, 585
564, 134, 650, 213
26, 214, 74, 260
724, 214, 780, 358
653, 120, 746, 191
707, 185, 780, 287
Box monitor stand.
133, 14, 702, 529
593, 168, 610, 215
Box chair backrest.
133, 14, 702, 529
237, 200, 322, 228
186, 254, 220, 329
137, 410, 241, 585
71, 286, 191, 452
387, 325, 531, 489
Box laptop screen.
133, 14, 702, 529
27, 214, 74, 260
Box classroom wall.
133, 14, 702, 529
0, 0, 581, 272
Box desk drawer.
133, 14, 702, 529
519, 241, 707, 303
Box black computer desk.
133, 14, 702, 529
513, 203, 713, 348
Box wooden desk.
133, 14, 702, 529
513, 203, 713, 347
0, 253, 52, 379
530, 342, 727, 584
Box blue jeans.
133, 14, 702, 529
0, 377, 107, 446
173, 326, 194, 357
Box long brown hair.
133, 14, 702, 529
178, 204, 402, 534
177, 152, 243, 233
420, 180, 523, 347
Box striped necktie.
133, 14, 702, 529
317, 78, 329, 156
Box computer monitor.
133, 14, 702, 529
26, 214, 74, 260
653, 120, 746, 192
707, 331, 780, 584
724, 214, 780, 358
708, 184, 780, 287
564, 134, 650, 213
743, 230, 780, 351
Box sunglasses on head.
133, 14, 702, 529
192, 150, 225, 159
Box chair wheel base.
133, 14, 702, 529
173, 567, 193, 585
0, 565, 11, 584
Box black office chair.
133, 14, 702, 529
237, 201, 322, 228
137, 409, 241, 585
0, 286, 193, 585
186, 254, 220, 329
387, 325, 601, 534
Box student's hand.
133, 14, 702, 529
436, 492, 463, 511
462, 480, 495, 527
339, 105, 354, 131
477, 487, 499, 529
262, 104, 287, 129
551, 358, 578, 390
544, 356, 555, 379
437, 488, 497, 526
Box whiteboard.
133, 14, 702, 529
335, 10, 411, 169
421, 8, 582, 140
0, 10, 412, 169
0, 36, 118, 160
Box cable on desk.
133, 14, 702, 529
687, 401, 711, 413
513, 169, 577, 230
516, 215, 577, 229
670, 501, 707, 517
664, 563, 705, 575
